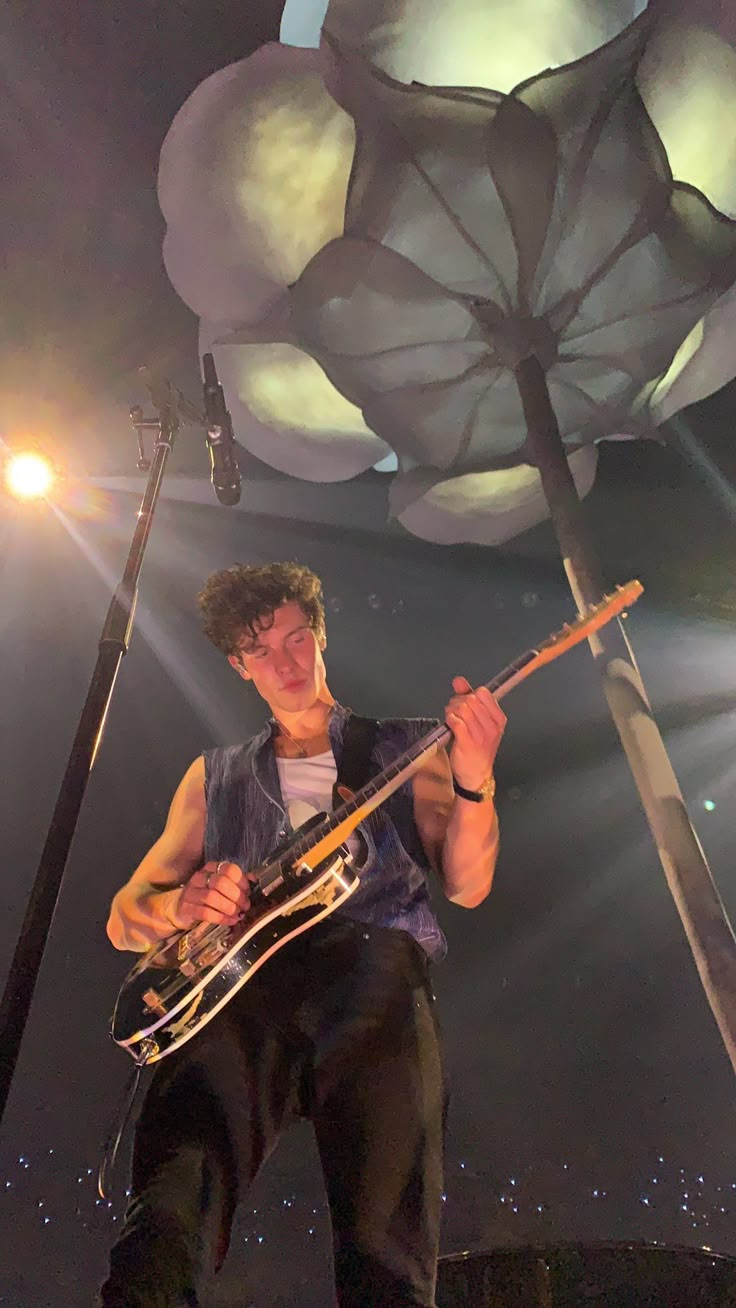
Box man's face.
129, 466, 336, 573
228, 601, 327, 715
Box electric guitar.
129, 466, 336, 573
111, 581, 642, 1065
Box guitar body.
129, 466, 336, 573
112, 840, 358, 1065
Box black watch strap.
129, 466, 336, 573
452, 774, 496, 803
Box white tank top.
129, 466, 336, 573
275, 749, 336, 828
275, 749, 360, 857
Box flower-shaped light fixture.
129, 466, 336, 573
159, 0, 736, 544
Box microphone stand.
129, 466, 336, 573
0, 374, 208, 1125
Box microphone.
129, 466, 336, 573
202, 352, 242, 507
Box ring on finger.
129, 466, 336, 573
205, 861, 224, 888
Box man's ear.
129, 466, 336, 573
228, 653, 251, 681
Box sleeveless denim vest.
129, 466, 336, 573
202, 703, 447, 961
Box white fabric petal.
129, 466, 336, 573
650, 285, 736, 424
639, 5, 736, 217
396, 447, 598, 546
159, 42, 354, 322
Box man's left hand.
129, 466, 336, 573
445, 676, 506, 791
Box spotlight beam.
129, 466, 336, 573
667, 416, 736, 524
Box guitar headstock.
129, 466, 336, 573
533, 581, 643, 666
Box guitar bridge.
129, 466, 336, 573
142, 987, 167, 1016
177, 935, 198, 978
175, 927, 231, 977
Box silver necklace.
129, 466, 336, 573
276, 720, 328, 758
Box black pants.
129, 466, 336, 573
99, 918, 446, 1307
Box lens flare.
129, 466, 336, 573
4, 451, 56, 501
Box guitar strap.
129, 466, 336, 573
333, 712, 380, 803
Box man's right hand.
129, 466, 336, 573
166, 860, 254, 930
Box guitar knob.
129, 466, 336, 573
137, 1036, 159, 1065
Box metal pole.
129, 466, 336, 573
515, 352, 736, 1075
0, 405, 178, 1123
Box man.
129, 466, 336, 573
102, 561, 506, 1308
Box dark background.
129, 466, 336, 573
2, 4, 736, 1305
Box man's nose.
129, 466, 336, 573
274, 648, 296, 673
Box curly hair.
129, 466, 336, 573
197, 561, 326, 656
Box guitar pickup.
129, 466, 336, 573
258, 863, 285, 897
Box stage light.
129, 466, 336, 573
4, 451, 56, 501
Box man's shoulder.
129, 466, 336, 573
203, 721, 273, 775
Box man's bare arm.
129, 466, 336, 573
412, 747, 499, 909
106, 757, 209, 952
107, 757, 253, 953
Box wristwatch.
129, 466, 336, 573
452, 774, 496, 803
